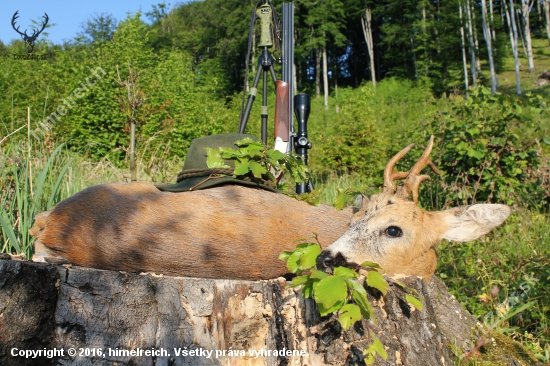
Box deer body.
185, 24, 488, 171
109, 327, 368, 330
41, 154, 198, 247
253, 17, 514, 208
31, 183, 352, 280
30, 137, 511, 282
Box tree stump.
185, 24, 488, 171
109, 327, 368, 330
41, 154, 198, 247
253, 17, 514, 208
0, 258, 526, 365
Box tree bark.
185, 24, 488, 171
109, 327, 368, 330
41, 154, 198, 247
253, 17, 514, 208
322, 43, 329, 110
481, 0, 498, 93
519, 0, 536, 72
361, 7, 377, 88
544, 0, 550, 43
0, 259, 536, 366
504, 0, 522, 95
459, 0, 470, 95
464, 0, 478, 87
315, 47, 321, 98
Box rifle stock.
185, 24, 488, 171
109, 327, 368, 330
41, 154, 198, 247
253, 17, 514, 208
274, 80, 290, 152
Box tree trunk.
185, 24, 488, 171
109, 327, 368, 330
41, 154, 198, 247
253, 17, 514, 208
459, 0, 470, 95
504, 0, 522, 95
361, 7, 377, 88
315, 47, 321, 98
481, 0, 498, 93
467, 0, 482, 74
464, 0, 478, 87
520, 0, 536, 72
322, 43, 329, 110
0, 259, 537, 366
544, 0, 550, 43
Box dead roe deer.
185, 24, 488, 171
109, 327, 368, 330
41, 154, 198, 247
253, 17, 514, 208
30, 136, 510, 281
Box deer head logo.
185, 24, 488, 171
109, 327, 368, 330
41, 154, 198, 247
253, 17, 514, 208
11, 10, 49, 53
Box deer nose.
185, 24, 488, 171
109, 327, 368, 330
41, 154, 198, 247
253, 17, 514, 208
316, 251, 334, 271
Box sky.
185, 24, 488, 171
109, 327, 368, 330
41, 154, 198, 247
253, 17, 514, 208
0, 0, 183, 46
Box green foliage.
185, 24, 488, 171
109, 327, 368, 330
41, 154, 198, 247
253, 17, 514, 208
0, 142, 74, 258
431, 87, 544, 207
436, 211, 550, 362
205, 138, 308, 191
280, 241, 423, 364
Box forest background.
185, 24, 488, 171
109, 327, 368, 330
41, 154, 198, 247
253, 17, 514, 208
0, 0, 549, 363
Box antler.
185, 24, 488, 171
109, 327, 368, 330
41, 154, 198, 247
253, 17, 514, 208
383, 135, 441, 204
11, 11, 26, 37
33, 13, 50, 41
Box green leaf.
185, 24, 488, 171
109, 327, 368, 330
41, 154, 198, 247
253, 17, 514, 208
206, 148, 229, 168
360, 261, 383, 271
234, 137, 256, 146
348, 280, 375, 321
302, 279, 315, 298
334, 266, 358, 279
268, 149, 285, 161
310, 269, 329, 279
363, 331, 388, 362
366, 271, 388, 295
405, 294, 424, 311
290, 275, 310, 288
299, 244, 321, 270
233, 161, 250, 176
334, 192, 351, 210
338, 304, 361, 330
278, 251, 293, 261
313, 276, 348, 313
286, 251, 302, 273
249, 160, 267, 178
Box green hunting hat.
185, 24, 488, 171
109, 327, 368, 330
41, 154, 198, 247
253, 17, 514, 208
155, 133, 278, 193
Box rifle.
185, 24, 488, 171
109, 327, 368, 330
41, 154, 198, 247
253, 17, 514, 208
273, 80, 290, 154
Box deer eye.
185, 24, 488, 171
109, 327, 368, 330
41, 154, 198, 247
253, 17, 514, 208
385, 226, 402, 237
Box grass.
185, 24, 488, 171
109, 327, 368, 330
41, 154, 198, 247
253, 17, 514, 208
497, 37, 550, 97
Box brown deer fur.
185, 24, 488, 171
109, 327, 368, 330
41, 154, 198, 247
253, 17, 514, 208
30, 183, 352, 280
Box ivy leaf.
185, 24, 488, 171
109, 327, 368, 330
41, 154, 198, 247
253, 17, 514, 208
366, 271, 388, 295
338, 304, 361, 330
313, 276, 348, 315
405, 294, 424, 311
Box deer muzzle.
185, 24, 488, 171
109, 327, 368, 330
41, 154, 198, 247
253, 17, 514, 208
316, 250, 350, 274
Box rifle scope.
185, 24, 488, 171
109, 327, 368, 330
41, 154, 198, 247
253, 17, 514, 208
294, 94, 312, 194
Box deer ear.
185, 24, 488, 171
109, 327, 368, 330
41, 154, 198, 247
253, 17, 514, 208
440, 204, 511, 242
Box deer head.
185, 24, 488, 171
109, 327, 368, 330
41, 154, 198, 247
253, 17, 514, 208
12, 11, 49, 53
316, 136, 511, 282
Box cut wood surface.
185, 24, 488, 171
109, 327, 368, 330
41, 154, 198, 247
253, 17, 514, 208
0, 259, 531, 365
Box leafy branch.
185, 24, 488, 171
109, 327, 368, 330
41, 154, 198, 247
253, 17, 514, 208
206, 138, 316, 195
279, 240, 424, 364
